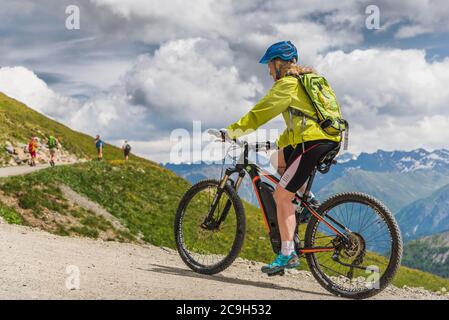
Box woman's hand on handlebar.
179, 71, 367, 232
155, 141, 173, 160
207, 128, 276, 151
219, 129, 235, 143
207, 128, 234, 143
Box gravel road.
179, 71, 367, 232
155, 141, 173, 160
0, 164, 50, 178
0, 223, 447, 300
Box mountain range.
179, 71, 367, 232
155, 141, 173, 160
165, 148, 449, 210
164, 148, 449, 236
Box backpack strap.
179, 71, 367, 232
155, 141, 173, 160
340, 119, 349, 150
288, 107, 318, 153
289, 107, 349, 150
288, 107, 320, 124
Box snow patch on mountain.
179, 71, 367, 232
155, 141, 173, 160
336, 152, 358, 163
397, 149, 449, 173
338, 148, 449, 173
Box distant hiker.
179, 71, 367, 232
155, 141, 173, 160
47, 135, 59, 167
28, 137, 38, 167
122, 140, 131, 161
95, 135, 104, 161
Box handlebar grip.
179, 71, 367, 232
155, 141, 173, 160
207, 129, 222, 139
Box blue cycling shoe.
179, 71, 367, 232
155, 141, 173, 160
261, 252, 300, 275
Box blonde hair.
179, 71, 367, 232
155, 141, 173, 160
272, 58, 315, 79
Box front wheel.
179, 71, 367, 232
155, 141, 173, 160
174, 179, 246, 275
304, 192, 402, 299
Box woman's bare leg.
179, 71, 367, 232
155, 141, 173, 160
270, 148, 295, 242
271, 149, 309, 195
270, 149, 287, 176
273, 186, 296, 242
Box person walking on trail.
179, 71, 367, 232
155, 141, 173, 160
28, 136, 38, 167
47, 135, 59, 167
95, 135, 104, 161
122, 140, 131, 161
224, 41, 343, 275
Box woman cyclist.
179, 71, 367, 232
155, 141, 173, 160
225, 41, 341, 275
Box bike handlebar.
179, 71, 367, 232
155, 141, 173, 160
207, 129, 276, 152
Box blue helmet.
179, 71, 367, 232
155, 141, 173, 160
259, 41, 298, 64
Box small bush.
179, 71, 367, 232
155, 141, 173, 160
70, 226, 99, 238
0, 203, 24, 225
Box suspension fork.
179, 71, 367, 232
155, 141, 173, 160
216, 170, 245, 225
202, 169, 245, 229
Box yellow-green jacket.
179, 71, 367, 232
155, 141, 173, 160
227, 75, 341, 149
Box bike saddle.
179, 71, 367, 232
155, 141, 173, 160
317, 144, 341, 174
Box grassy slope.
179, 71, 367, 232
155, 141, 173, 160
0, 202, 24, 225
0, 92, 144, 163
1, 161, 448, 292
402, 231, 449, 278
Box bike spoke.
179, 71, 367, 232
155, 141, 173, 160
310, 197, 397, 294
180, 183, 238, 267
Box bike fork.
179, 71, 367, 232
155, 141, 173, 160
202, 171, 245, 229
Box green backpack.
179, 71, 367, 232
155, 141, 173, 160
290, 73, 349, 150
48, 136, 57, 149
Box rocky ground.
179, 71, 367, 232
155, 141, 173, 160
0, 222, 447, 300
3, 139, 80, 167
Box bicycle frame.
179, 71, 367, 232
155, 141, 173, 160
203, 142, 350, 255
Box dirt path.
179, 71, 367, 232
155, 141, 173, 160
0, 164, 51, 178
0, 223, 446, 300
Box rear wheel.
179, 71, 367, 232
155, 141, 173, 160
304, 192, 402, 299
174, 179, 246, 275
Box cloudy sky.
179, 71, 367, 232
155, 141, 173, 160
1, 0, 449, 163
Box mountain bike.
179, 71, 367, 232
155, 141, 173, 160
174, 129, 402, 299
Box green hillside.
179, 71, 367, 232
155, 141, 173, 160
0, 161, 273, 259
396, 183, 449, 241
403, 231, 449, 278
0, 92, 142, 164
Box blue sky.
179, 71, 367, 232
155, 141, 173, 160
1, 0, 449, 162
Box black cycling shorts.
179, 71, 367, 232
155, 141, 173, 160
279, 139, 339, 193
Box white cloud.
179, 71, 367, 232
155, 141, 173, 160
90, 0, 364, 62
0, 66, 79, 121
122, 38, 263, 128
2, 1, 449, 162
348, 115, 449, 154
373, 0, 449, 39
395, 25, 431, 39
0, 66, 150, 141
3, 43, 449, 162
68, 92, 150, 140
316, 48, 449, 153
0, 38, 264, 157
